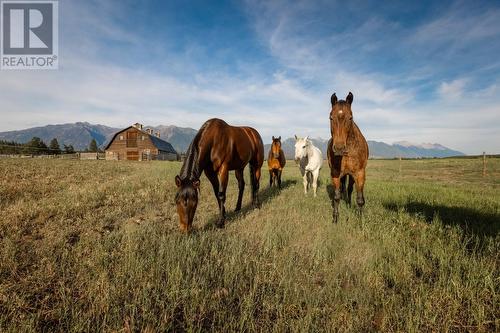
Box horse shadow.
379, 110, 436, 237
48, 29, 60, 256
383, 201, 499, 247
202, 179, 297, 230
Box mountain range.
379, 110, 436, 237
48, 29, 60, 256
263, 138, 465, 159
0, 122, 197, 154
0, 122, 465, 158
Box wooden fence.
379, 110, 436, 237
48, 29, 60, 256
0, 153, 104, 160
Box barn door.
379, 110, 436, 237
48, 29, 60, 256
126, 151, 139, 160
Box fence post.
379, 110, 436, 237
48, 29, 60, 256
483, 152, 486, 176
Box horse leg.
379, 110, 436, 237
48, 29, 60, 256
205, 169, 221, 222
277, 169, 282, 189
235, 168, 245, 212
250, 164, 261, 208
312, 168, 320, 197
347, 175, 355, 208
354, 170, 366, 216
216, 164, 229, 227
331, 176, 341, 223
255, 167, 262, 207
269, 169, 273, 188
303, 171, 308, 195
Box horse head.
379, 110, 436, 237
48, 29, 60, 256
330, 92, 354, 155
294, 135, 310, 162
174, 175, 200, 232
271, 136, 282, 159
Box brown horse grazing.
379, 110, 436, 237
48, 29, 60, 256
267, 136, 286, 188
327, 92, 369, 223
175, 118, 264, 232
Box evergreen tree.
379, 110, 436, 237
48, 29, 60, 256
0, 140, 22, 154
25, 137, 48, 155
39, 141, 48, 154
49, 138, 61, 154
63, 144, 75, 154
88, 139, 98, 152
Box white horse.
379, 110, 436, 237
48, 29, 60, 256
294, 135, 323, 197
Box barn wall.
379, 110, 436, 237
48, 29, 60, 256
157, 152, 177, 161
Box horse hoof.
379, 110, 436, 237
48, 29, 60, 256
215, 219, 225, 228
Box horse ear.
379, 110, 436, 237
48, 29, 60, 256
192, 179, 200, 189
346, 92, 353, 105
305, 135, 309, 141
175, 175, 182, 188
278, 136, 281, 140
331, 93, 337, 106
272, 136, 275, 140
294, 134, 298, 140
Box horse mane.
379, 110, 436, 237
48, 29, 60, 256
179, 121, 210, 181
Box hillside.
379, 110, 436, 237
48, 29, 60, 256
0, 122, 119, 151
148, 125, 198, 154
0, 123, 196, 153
0, 123, 465, 157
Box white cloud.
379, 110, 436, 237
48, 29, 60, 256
1, 0, 499, 155
438, 78, 468, 100
412, 6, 500, 45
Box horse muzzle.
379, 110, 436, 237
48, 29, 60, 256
333, 150, 349, 156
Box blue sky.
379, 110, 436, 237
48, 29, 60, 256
1, 0, 499, 153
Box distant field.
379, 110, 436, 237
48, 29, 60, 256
0, 158, 498, 332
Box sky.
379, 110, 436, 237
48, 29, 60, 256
1, 0, 499, 154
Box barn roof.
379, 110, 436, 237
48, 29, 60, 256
148, 134, 177, 153
104, 126, 177, 154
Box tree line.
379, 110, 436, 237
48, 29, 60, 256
0, 138, 102, 155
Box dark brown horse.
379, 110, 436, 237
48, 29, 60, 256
327, 92, 369, 223
175, 118, 264, 232
267, 136, 286, 188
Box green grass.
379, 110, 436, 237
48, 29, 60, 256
0, 158, 498, 332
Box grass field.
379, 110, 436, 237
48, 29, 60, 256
0, 158, 498, 332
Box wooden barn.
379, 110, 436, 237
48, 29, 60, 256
105, 123, 177, 161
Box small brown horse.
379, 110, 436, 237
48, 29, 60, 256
267, 136, 286, 188
175, 118, 264, 232
327, 92, 369, 223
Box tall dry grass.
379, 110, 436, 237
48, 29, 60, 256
0, 158, 498, 332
